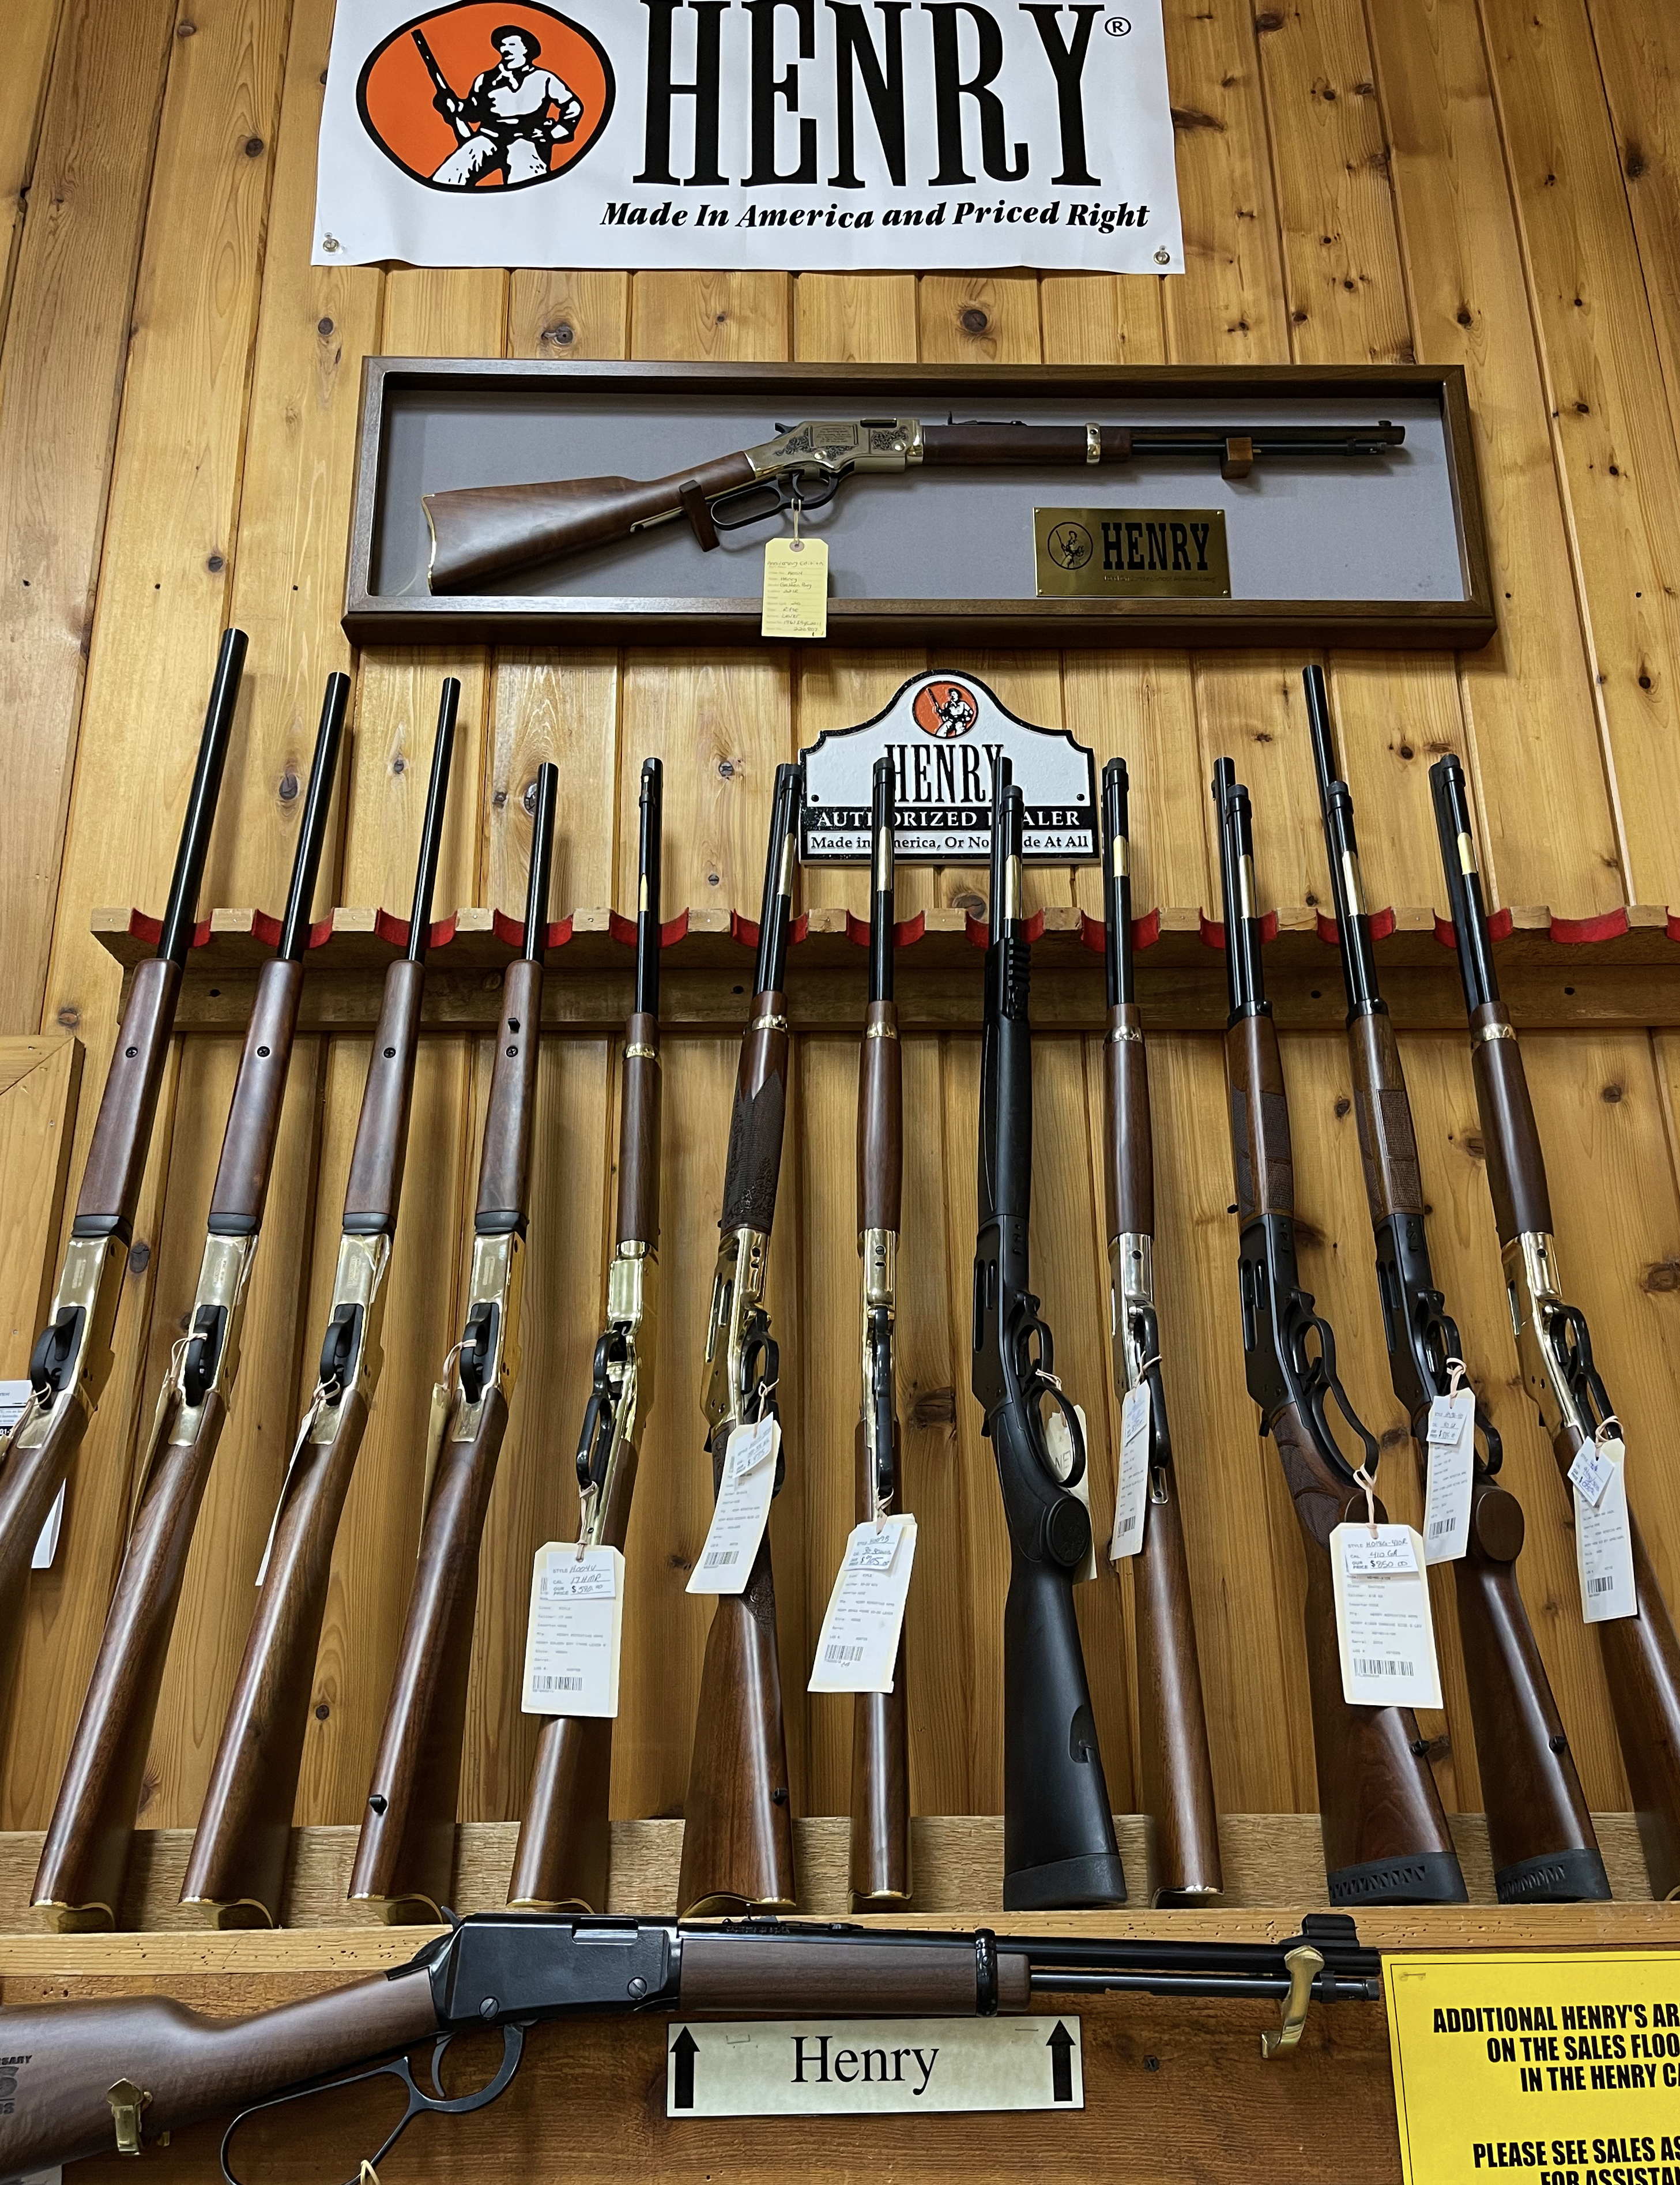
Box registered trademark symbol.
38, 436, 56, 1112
1104, 13, 1132, 31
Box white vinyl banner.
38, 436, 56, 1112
314, 0, 1182, 272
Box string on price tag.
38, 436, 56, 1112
1330, 1521, 1442, 1709
688, 1417, 781, 1596
808, 1515, 917, 1694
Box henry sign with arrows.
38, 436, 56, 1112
314, 0, 1182, 272
665, 2014, 1084, 2115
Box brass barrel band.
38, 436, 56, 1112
1085, 424, 1101, 465
1474, 1022, 1517, 1045
748, 1013, 789, 1035
865, 1022, 899, 1041
624, 1043, 659, 1062
1108, 1025, 1144, 1045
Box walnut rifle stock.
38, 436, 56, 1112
423, 417, 1407, 592
508, 757, 664, 1914
0, 629, 244, 1632
1432, 754, 1680, 1900
349, 762, 559, 1921
1305, 671, 1606, 1905
677, 764, 803, 1918
32, 675, 346, 1932
850, 756, 911, 1910
1214, 759, 1467, 1906
1099, 760, 1221, 1905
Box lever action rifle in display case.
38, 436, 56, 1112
1214, 758, 1467, 1906
32, 672, 345, 1931
1304, 671, 1607, 1905
507, 757, 664, 1915
1432, 753, 1680, 1901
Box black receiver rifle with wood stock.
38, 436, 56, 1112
32, 675, 346, 1932
0, 630, 244, 1626
677, 764, 803, 1919
850, 755, 910, 1909
1099, 759, 1222, 1905
1304, 672, 1607, 1905
349, 763, 559, 1921
180, 686, 459, 1925
0, 1913, 1378, 2179
1214, 758, 1467, 1906
507, 757, 664, 1913
1431, 753, 1680, 1900
972, 761, 1127, 1912
421, 417, 1408, 592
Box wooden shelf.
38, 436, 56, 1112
91, 898, 1680, 1033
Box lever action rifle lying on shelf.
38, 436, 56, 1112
508, 757, 664, 1914
1304, 672, 1608, 1906
0, 1912, 1379, 2179
32, 674, 346, 1932
1431, 754, 1680, 1901
679, 762, 804, 1918
1099, 758, 1222, 1905
181, 686, 460, 1925
0, 629, 244, 1627
350, 764, 560, 1921
422, 416, 1407, 592
973, 762, 1127, 1912
1214, 759, 1468, 1907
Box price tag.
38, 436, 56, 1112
1331, 1522, 1442, 1709
1421, 1390, 1475, 1565
688, 1417, 781, 1595
1576, 1438, 1636, 1624
4, 1381, 65, 1571
808, 1514, 917, 1694
521, 1544, 624, 1717
1045, 1404, 1098, 1584
1109, 1382, 1151, 1562
760, 537, 828, 639
1568, 1439, 1615, 1509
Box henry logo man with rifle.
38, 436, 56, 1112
415, 21, 583, 187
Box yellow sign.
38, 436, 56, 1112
1385, 1950, 1680, 2185
1033, 507, 1230, 597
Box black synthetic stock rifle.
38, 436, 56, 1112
0, 630, 244, 1620
180, 684, 459, 1925
1213, 758, 1467, 1906
32, 674, 346, 1931
1304, 672, 1606, 1904
1431, 753, 1680, 1900
0, 1912, 1377, 2178
972, 761, 1126, 1911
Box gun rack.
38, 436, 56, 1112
91, 897, 1680, 1035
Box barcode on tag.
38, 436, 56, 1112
531, 1672, 585, 1694
703, 1547, 739, 1570
824, 1642, 866, 1665
1354, 1657, 1414, 1680
1586, 1575, 1616, 1597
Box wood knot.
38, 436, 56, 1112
909, 1386, 958, 1430
278, 770, 299, 803
56, 1004, 80, 1031
1641, 1260, 1680, 1293
1626, 144, 1648, 180
1253, 9, 1285, 28
128, 1241, 150, 1275
544, 322, 577, 347
318, 315, 335, 338
1456, 305, 1474, 327
206, 552, 225, 572
1602, 1082, 1624, 1104
960, 306, 989, 334
950, 889, 986, 916
1334, 1096, 1351, 1118
244, 136, 265, 158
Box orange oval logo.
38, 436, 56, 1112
911, 682, 981, 740
357, 2, 613, 192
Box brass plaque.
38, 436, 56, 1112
1034, 508, 1231, 598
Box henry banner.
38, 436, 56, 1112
313, 0, 1182, 271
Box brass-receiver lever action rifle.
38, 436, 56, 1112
1214, 759, 1467, 1905
1100, 759, 1222, 1904
33, 675, 346, 1931
508, 756, 664, 1913
350, 763, 559, 1921
423, 418, 1407, 592
1431, 754, 1680, 1900
677, 762, 803, 1918
851, 755, 910, 1909
973, 761, 1127, 1911
181, 685, 459, 1925
1304, 672, 1607, 1905
0, 629, 244, 1624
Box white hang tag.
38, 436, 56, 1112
688, 1417, 781, 1596
521, 1543, 624, 1716
1568, 1439, 1615, 1510
1109, 1383, 1151, 1562
1331, 1522, 1442, 1709
760, 536, 829, 639
1576, 1439, 1637, 1624
1045, 1404, 1098, 1585
808, 1515, 917, 1694
1421, 1390, 1476, 1565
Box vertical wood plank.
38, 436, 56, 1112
0, 0, 65, 344
1585, 2, 1680, 461
0, 1038, 82, 1378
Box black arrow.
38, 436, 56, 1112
671, 2026, 698, 2111
1047, 2021, 1074, 2103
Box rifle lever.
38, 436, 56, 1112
458, 1301, 499, 1407
220, 2024, 526, 2185
318, 1302, 362, 1402
182, 1304, 228, 1409
28, 1303, 82, 1404
1287, 1297, 1378, 1486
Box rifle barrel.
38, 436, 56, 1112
869, 756, 895, 1004
278, 673, 348, 962
407, 679, 459, 962
635, 757, 662, 1016
1431, 755, 1499, 1011
1101, 758, 1131, 1009
523, 764, 558, 959
159, 628, 246, 965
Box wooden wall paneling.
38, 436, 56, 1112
630, 272, 790, 360
794, 274, 919, 365
507, 272, 630, 362
0, 0, 176, 1038
1585, 3, 1680, 460
1363, 0, 1621, 915
0, 0, 65, 344
482, 654, 621, 918
1039, 274, 1167, 368
0, 1037, 82, 1379
1478, 0, 1680, 909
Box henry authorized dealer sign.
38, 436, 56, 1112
314, 0, 1182, 270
